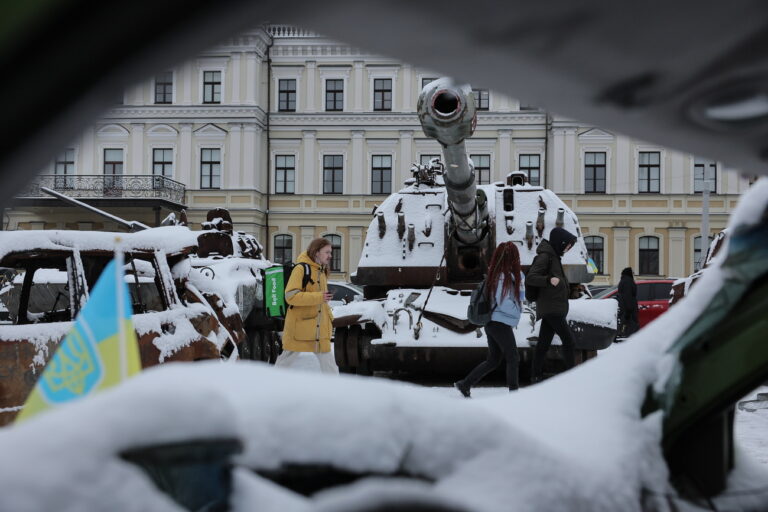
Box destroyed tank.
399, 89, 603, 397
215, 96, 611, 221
333, 79, 617, 377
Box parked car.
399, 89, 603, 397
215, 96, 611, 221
594, 279, 675, 329
327, 281, 363, 308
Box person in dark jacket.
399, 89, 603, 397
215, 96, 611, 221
526, 227, 578, 383
617, 267, 639, 336
455, 242, 525, 397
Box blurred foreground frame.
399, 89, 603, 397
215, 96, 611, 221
4, 0, 768, 506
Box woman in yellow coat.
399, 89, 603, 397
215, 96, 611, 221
275, 237, 339, 374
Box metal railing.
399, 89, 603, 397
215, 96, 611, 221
17, 175, 185, 205
267, 25, 320, 38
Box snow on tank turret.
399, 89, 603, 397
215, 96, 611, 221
334, 79, 617, 378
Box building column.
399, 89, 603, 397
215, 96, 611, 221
353, 61, 364, 112
231, 52, 242, 105
614, 135, 631, 194
563, 127, 577, 193
130, 123, 144, 173
228, 123, 242, 189
498, 129, 512, 181
401, 64, 412, 112
302, 130, 317, 194
243, 124, 261, 190
351, 130, 365, 194
179, 123, 193, 187
550, 128, 566, 192
306, 61, 317, 112
81, 126, 95, 174
348, 226, 364, 274
612, 225, 631, 283
182, 62, 193, 104
300, 225, 315, 252
399, 130, 413, 187
245, 52, 258, 105
668, 226, 687, 277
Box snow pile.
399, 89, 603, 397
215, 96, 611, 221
133, 302, 223, 360
188, 258, 270, 318
332, 300, 387, 326
0, 226, 199, 262
567, 298, 618, 329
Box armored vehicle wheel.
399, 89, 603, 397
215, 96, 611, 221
268, 332, 281, 364
333, 326, 354, 373
260, 331, 272, 363
241, 328, 258, 361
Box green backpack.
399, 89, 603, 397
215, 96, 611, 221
263, 263, 312, 318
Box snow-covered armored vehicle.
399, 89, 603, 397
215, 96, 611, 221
334, 79, 617, 377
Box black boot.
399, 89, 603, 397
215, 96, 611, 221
454, 380, 471, 398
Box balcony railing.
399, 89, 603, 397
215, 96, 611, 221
267, 24, 320, 38
17, 175, 185, 205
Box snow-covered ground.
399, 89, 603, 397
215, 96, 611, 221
285, 352, 768, 468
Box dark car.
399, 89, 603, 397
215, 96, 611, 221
594, 279, 674, 329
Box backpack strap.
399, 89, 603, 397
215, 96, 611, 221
300, 262, 313, 290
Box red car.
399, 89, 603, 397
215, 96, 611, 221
593, 279, 675, 329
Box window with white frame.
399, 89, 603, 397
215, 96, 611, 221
584, 236, 604, 274
203, 71, 221, 104
694, 159, 717, 193
155, 71, 173, 104
472, 89, 489, 110
584, 152, 606, 193
103, 148, 123, 191
639, 236, 659, 275
519, 154, 540, 186
420, 154, 440, 166
470, 154, 491, 184
323, 155, 343, 194
54, 148, 75, 188
326, 234, 342, 271
275, 155, 295, 194
371, 155, 392, 194
278, 79, 296, 111
373, 78, 392, 111
638, 151, 661, 193
325, 79, 343, 111
274, 234, 293, 264
200, 148, 221, 189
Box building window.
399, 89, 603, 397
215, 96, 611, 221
519, 154, 540, 186
693, 235, 714, 272
278, 79, 296, 111
54, 148, 75, 188
200, 148, 221, 189
584, 236, 604, 275
472, 89, 489, 110
584, 152, 606, 193
275, 155, 295, 194
694, 160, 717, 193
104, 148, 123, 174
470, 154, 491, 184
374, 78, 392, 111
152, 148, 173, 177
323, 155, 343, 194
638, 151, 660, 193
421, 77, 437, 89
420, 154, 440, 166
325, 79, 343, 111
155, 71, 173, 104
274, 234, 293, 264
639, 236, 659, 275
371, 155, 392, 194
203, 71, 221, 104
326, 234, 342, 271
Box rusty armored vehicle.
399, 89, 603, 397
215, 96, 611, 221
333, 79, 617, 377
0, 226, 244, 425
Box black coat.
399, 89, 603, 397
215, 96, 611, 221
617, 274, 638, 315
526, 239, 570, 317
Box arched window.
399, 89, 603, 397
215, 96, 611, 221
584, 236, 604, 274
273, 234, 293, 264
325, 234, 342, 272
639, 236, 659, 275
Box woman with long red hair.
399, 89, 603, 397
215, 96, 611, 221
455, 242, 525, 396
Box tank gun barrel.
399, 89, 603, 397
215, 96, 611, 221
41, 187, 149, 232
417, 79, 486, 244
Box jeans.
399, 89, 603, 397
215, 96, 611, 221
462, 321, 519, 390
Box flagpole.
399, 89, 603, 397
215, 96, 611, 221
115, 244, 127, 382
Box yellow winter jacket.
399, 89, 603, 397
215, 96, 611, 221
282, 251, 333, 353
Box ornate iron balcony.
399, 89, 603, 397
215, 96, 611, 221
17, 174, 186, 205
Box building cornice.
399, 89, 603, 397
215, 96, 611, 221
269, 112, 546, 127
103, 105, 267, 123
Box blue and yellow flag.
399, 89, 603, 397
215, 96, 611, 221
587, 257, 599, 274
16, 253, 141, 422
